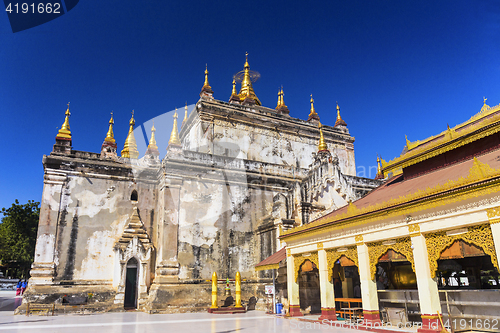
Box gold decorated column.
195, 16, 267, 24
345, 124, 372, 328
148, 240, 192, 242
408, 225, 444, 333
235, 271, 242, 308
286, 249, 302, 316
211, 272, 218, 309
318, 245, 337, 321
356, 236, 381, 324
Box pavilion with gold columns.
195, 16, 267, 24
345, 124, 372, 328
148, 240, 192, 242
280, 98, 500, 332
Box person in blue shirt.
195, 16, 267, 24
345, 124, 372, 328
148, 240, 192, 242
16, 280, 22, 296
21, 280, 27, 295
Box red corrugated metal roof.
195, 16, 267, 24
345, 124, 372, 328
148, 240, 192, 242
255, 247, 286, 271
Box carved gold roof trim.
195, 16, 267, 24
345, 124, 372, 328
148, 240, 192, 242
425, 224, 499, 278
367, 237, 414, 281
382, 101, 500, 176
281, 159, 500, 242
254, 263, 279, 271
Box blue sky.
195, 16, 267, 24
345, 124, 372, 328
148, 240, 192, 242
1, 0, 499, 210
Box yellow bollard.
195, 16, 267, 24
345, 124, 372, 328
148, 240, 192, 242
235, 271, 242, 308
211, 272, 218, 309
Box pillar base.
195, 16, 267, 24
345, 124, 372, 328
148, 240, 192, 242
362, 310, 381, 325
289, 304, 303, 317
418, 314, 445, 333
318, 307, 337, 321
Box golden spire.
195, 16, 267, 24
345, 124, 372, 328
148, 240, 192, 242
318, 121, 328, 152
104, 112, 115, 143
238, 52, 261, 105
56, 103, 72, 139
334, 102, 347, 126
148, 122, 158, 150
307, 94, 319, 121
182, 102, 188, 126
121, 110, 139, 159
275, 89, 282, 109
231, 79, 238, 96
168, 108, 181, 146
375, 155, 384, 179
200, 64, 213, 95
203, 64, 211, 90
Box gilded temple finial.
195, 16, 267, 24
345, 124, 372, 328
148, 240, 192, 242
318, 121, 328, 152
182, 102, 188, 126
229, 79, 240, 103
334, 102, 347, 127
56, 103, 72, 139
168, 109, 181, 146
484, 96, 487, 104
149, 122, 158, 148
276, 89, 282, 109
200, 64, 214, 96
145, 121, 160, 157
307, 94, 319, 121
121, 110, 139, 159
104, 111, 115, 143
204, 64, 211, 89
238, 53, 261, 105
375, 155, 384, 180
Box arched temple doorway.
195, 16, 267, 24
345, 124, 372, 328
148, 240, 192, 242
437, 239, 500, 289
298, 259, 321, 314
376, 249, 417, 290
124, 258, 139, 309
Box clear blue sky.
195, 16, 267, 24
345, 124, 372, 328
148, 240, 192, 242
1, 0, 499, 210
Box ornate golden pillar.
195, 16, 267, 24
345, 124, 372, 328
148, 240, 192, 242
286, 249, 302, 316
409, 224, 444, 333
317, 244, 337, 321
210, 272, 218, 309
356, 235, 381, 324
235, 271, 243, 308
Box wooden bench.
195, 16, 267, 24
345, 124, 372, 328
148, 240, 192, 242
336, 298, 362, 320
26, 303, 55, 316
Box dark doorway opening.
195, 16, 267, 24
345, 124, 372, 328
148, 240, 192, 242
124, 258, 138, 309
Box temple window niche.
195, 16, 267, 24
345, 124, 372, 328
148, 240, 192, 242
131, 190, 138, 202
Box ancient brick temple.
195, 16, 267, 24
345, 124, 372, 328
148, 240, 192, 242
24, 55, 380, 313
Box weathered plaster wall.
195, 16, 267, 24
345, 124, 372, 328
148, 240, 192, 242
177, 177, 276, 281
48, 173, 156, 283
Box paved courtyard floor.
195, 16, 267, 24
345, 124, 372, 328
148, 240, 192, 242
0, 291, 368, 333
